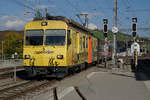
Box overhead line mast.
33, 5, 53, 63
76, 14, 89, 28
112, 0, 118, 67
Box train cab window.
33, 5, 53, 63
45, 29, 66, 45
67, 30, 71, 45
26, 30, 43, 45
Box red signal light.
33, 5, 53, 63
132, 23, 136, 31
104, 24, 107, 33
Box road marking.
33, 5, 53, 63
58, 87, 74, 99
87, 72, 107, 78
144, 81, 150, 92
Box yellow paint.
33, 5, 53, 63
23, 20, 98, 67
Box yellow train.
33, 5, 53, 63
23, 16, 98, 78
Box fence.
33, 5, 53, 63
0, 59, 23, 68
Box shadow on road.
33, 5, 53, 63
131, 59, 150, 81
111, 73, 135, 78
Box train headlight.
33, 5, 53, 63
41, 22, 48, 26
57, 55, 63, 59
24, 55, 30, 59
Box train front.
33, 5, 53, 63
23, 20, 68, 77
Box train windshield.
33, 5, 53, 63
25, 30, 43, 46
45, 29, 66, 45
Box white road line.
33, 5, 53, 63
144, 81, 150, 92
58, 87, 74, 100
87, 72, 107, 79
87, 72, 96, 78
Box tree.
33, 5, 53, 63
3, 31, 23, 59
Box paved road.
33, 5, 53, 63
61, 70, 150, 100
26, 67, 150, 100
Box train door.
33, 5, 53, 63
72, 31, 77, 64
67, 30, 72, 65
88, 37, 92, 63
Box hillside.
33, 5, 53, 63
0, 31, 24, 42
92, 30, 150, 42
92, 30, 132, 41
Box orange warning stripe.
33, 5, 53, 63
88, 37, 92, 63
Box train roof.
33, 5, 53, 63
34, 16, 94, 36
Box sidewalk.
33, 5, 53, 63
60, 70, 150, 100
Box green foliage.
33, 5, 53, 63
92, 31, 105, 40
145, 45, 150, 52
3, 31, 23, 59
116, 33, 131, 41
92, 30, 131, 41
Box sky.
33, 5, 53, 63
0, 0, 150, 37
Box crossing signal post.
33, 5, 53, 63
103, 19, 108, 38
132, 18, 139, 71
132, 18, 137, 40
103, 19, 108, 68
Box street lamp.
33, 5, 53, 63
14, 52, 18, 59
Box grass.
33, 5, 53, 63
145, 45, 150, 52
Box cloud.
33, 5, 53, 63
88, 23, 98, 30
0, 15, 31, 29
1, 16, 18, 20
5, 20, 25, 28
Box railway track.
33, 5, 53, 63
0, 65, 95, 100
52, 87, 87, 100
0, 66, 24, 74
0, 79, 57, 100
0, 66, 24, 82
0, 66, 25, 87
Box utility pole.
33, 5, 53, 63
45, 8, 47, 19
26, 0, 28, 13
85, 14, 88, 28
112, 0, 118, 67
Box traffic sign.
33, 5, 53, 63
131, 42, 140, 55
112, 27, 118, 33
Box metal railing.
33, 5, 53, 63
0, 59, 23, 68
